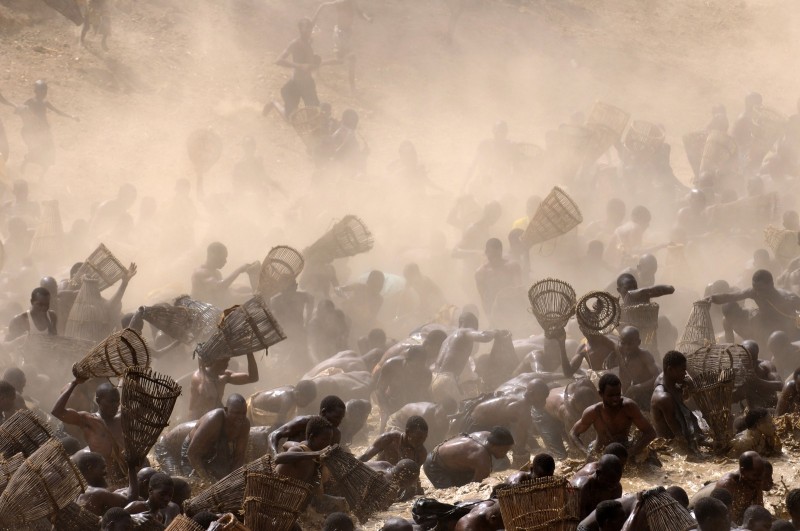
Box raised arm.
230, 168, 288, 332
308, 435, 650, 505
632, 284, 675, 300
226, 352, 259, 385
45, 101, 78, 121
51, 378, 87, 426
107, 263, 137, 313
219, 263, 254, 291
708, 289, 752, 305
464, 329, 499, 343
269, 417, 305, 454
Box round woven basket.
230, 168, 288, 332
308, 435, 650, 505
52, 501, 101, 531
65, 277, 111, 342
290, 106, 326, 136
142, 305, 195, 343
242, 471, 312, 531
586, 101, 630, 139
521, 187, 583, 248
682, 130, 708, 177
641, 487, 696, 531
164, 514, 205, 531
0, 410, 54, 459
686, 343, 754, 390
528, 278, 576, 336
575, 291, 620, 336
183, 455, 273, 516
68, 243, 129, 292
624, 120, 665, 153
174, 295, 223, 343
764, 226, 800, 262
496, 475, 579, 531
258, 245, 305, 300
72, 328, 151, 380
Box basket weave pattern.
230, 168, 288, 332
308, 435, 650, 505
575, 291, 620, 336
72, 328, 151, 379
0, 410, 54, 459
242, 471, 312, 531
521, 187, 583, 248
528, 278, 576, 336
497, 475, 580, 531
183, 455, 273, 516
676, 300, 715, 355
690, 369, 735, 452
68, 243, 129, 291
258, 246, 305, 299
305, 215, 374, 262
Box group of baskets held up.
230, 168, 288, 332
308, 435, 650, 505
528, 278, 753, 454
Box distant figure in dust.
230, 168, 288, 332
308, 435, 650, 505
81, 0, 112, 51
312, 0, 372, 93
264, 18, 321, 121
16, 80, 79, 176
0, 90, 13, 162
191, 242, 256, 308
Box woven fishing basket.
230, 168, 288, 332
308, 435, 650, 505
764, 225, 800, 262
640, 487, 696, 531
751, 106, 787, 156
586, 101, 630, 139
623, 120, 665, 154
305, 215, 374, 262
521, 187, 583, 248
215, 513, 251, 531
183, 455, 273, 517
676, 300, 715, 355
72, 328, 151, 380
0, 439, 87, 527
496, 475, 579, 531
699, 130, 737, 175
619, 302, 659, 350
0, 410, 54, 459
689, 369, 735, 452
0, 454, 24, 496
174, 295, 222, 342
527, 278, 576, 337
258, 245, 305, 300
164, 514, 205, 531
29, 200, 63, 258
682, 130, 707, 177
120, 367, 182, 464
68, 244, 129, 292
686, 343, 754, 390
20, 334, 95, 366
64, 277, 111, 342
194, 295, 286, 364
320, 445, 398, 523
142, 304, 195, 343
242, 471, 313, 531
575, 291, 620, 336
290, 106, 327, 136
52, 501, 101, 531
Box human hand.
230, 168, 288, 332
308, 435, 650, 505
125, 263, 138, 281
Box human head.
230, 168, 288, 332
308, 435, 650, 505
666, 485, 689, 508
741, 505, 773, 531
147, 473, 174, 510
694, 497, 731, 531
525, 379, 550, 408
767, 331, 791, 356
298, 17, 313, 40
323, 512, 355, 531
754, 249, 771, 269
101, 507, 133, 531
403, 263, 421, 282
2, 367, 25, 394
224, 394, 248, 431
404, 415, 428, 448
486, 426, 514, 458
392, 459, 421, 489
618, 326, 641, 357
380, 518, 414, 531
602, 442, 629, 469
606, 198, 626, 225
422, 329, 447, 360
745, 408, 774, 436
458, 311, 479, 330
34, 79, 47, 100
306, 415, 334, 451
531, 453, 555, 478
631, 205, 651, 228
637, 254, 658, 279
95, 383, 120, 419
205, 356, 231, 375
366, 270, 385, 294
745, 92, 763, 110
206, 242, 228, 269
785, 488, 800, 522
73, 452, 107, 487
172, 477, 192, 508
366, 328, 387, 350
341, 109, 359, 129
739, 451, 765, 489
742, 339, 760, 362
136, 467, 157, 494
662, 350, 687, 383
616, 273, 638, 297
39, 276, 57, 298
598, 373, 623, 410
595, 454, 623, 488
484, 238, 503, 265
595, 499, 626, 531
30, 287, 50, 314
294, 380, 317, 408
320, 395, 347, 427
751, 270, 774, 294
709, 487, 733, 509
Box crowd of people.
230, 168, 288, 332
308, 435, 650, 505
1, 1, 800, 531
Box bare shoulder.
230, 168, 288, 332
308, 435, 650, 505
622, 398, 644, 414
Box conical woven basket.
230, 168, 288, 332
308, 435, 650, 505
320, 445, 398, 523
587, 101, 629, 137
750, 106, 787, 159
120, 367, 182, 464
764, 225, 800, 262
682, 130, 707, 177
575, 291, 620, 336
619, 302, 659, 351
0, 439, 87, 527
699, 130, 737, 175
194, 295, 285, 364
0, 410, 54, 459
623, 120, 665, 154
72, 328, 151, 380
174, 295, 223, 343
305, 215, 374, 262
676, 300, 715, 355
242, 471, 312, 531
258, 246, 305, 300
29, 200, 63, 258
640, 487, 696, 531
686, 343, 754, 390
528, 278, 576, 336
0, 454, 24, 496
521, 187, 583, 248
497, 475, 579, 531
68, 244, 129, 292
64, 277, 110, 342
164, 514, 205, 531
52, 501, 101, 531
689, 369, 735, 453
142, 305, 195, 343
183, 455, 273, 516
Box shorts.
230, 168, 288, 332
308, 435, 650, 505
281, 76, 320, 118
431, 372, 462, 404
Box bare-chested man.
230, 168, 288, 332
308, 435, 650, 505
531, 378, 599, 459
375, 329, 447, 372
191, 242, 255, 308
375, 345, 432, 430
432, 312, 503, 403
269, 395, 347, 454
563, 333, 619, 377
572, 454, 624, 519
124, 472, 181, 526
453, 499, 504, 531
189, 352, 259, 421
16, 80, 78, 175
386, 400, 457, 447
52, 378, 129, 486
270, 278, 314, 364
266, 18, 321, 119
182, 394, 250, 483
474, 238, 521, 317
312, 0, 371, 93
616, 273, 675, 306
570, 373, 657, 463
650, 351, 701, 453
713, 451, 765, 525
6, 286, 57, 341
741, 339, 783, 408
73, 452, 138, 517
616, 326, 660, 411
777, 367, 800, 415
423, 427, 514, 489
246, 380, 317, 428
359, 416, 428, 466
709, 269, 800, 342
